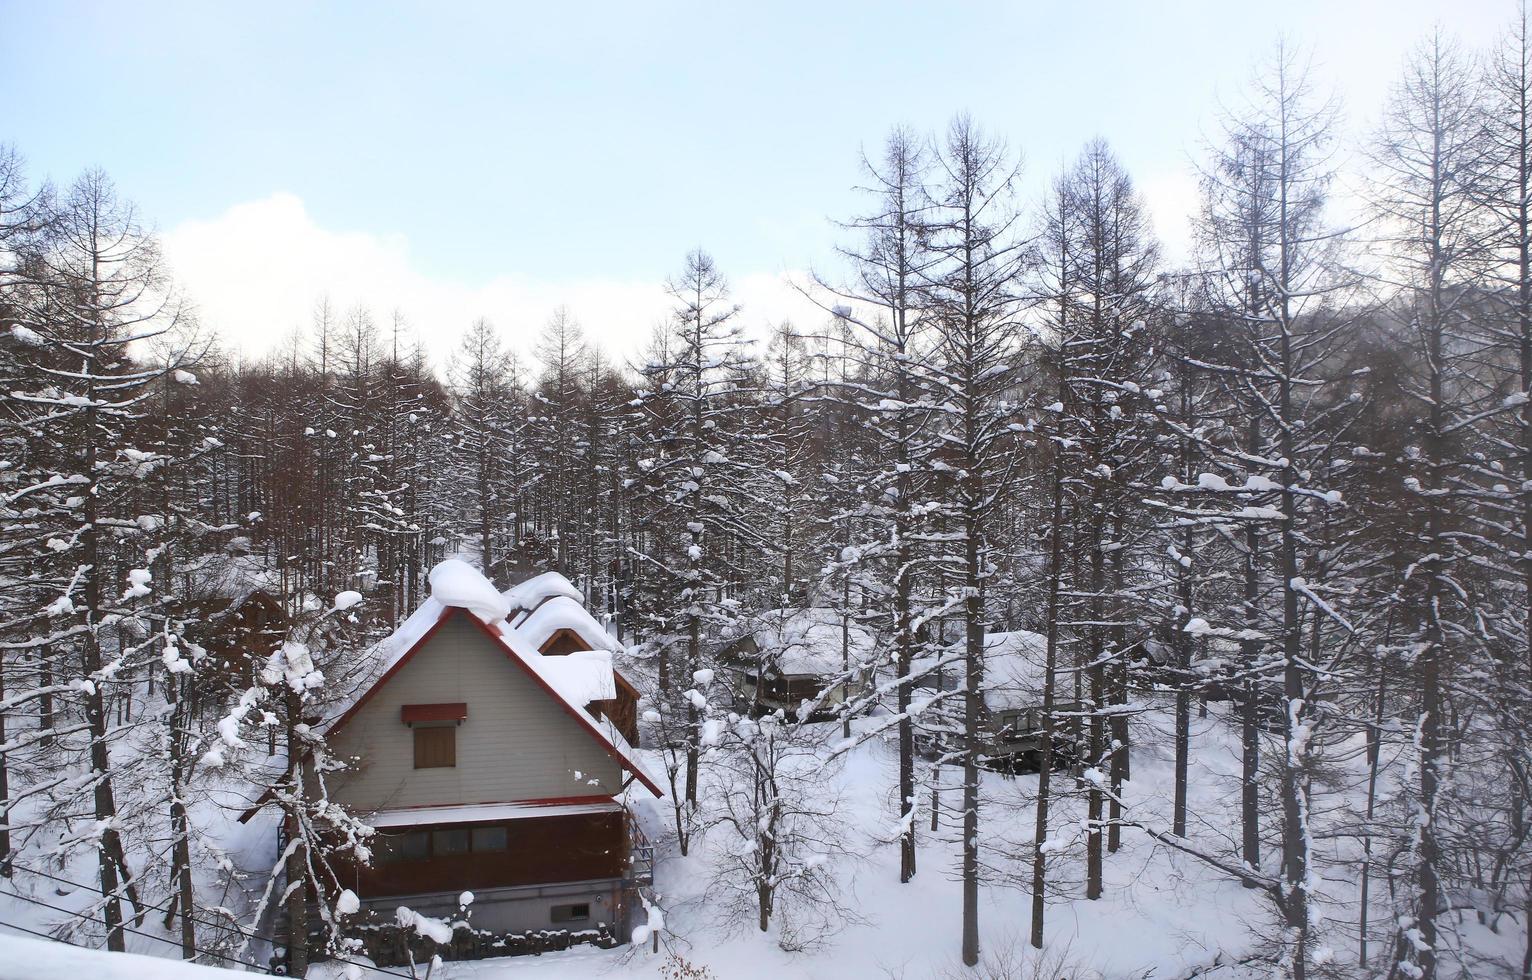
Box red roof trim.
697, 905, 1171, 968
401, 702, 468, 724
326, 609, 456, 736
329, 606, 663, 798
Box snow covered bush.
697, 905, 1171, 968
701, 709, 859, 951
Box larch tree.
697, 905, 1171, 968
1371, 30, 1495, 980
449, 317, 517, 578
1177, 46, 1357, 978
633, 250, 762, 827
8, 168, 194, 950
818, 127, 943, 884
922, 116, 1028, 968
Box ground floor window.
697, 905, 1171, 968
471, 825, 507, 852
375, 830, 431, 862
550, 902, 590, 923
376, 823, 507, 862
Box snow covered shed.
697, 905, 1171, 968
912, 629, 1081, 766
716, 607, 876, 718
302, 561, 661, 942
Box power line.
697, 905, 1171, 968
2, 887, 275, 973
0, 917, 87, 946
5, 861, 424, 980
9, 861, 276, 948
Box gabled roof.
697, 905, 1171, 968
327, 561, 660, 797
912, 629, 1050, 712
511, 593, 622, 655
723, 606, 878, 677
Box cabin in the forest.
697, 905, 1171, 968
716, 607, 876, 718
170, 589, 289, 700
912, 629, 1081, 768
293, 561, 661, 943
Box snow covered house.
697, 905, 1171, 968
716, 607, 876, 718
913, 630, 1081, 768
266, 561, 661, 945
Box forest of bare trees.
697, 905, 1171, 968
7, 22, 1532, 980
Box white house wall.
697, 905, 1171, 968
328, 611, 623, 812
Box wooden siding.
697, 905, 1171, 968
539, 629, 590, 656
328, 612, 623, 812
413, 726, 456, 768
341, 811, 627, 898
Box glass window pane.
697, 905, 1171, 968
432, 828, 469, 856
380, 831, 428, 861
472, 826, 507, 852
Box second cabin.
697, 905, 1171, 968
716, 606, 876, 719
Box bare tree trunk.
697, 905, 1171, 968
1360, 644, 1389, 970
1107, 519, 1128, 854
81, 354, 142, 948
841, 564, 852, 741
284, 690, 310, 978
167, 680, 197, 957
685, 613, 700, 809
1085, 526, 1105, 901
1031, 409, 1067, 948
1240, 415, 1262, 885
896, 562, 917, 882
0, 649, 8, 877
960, 513, 983, 967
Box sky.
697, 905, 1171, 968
0, 0, 1513, 368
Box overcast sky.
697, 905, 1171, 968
0, 0, 1512, 368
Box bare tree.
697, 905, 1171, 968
923, 116, 1028, 967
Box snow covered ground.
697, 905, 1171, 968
3, 697, 1521, 978
0, 933, 261, 980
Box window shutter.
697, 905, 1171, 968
414, 726, 456, 768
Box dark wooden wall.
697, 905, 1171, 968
342, 811, 627, 899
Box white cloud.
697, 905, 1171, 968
1139, 169, 1201, 265
161, 193, 827, 371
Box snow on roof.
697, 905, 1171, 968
517, 642, 618, 705
504, 570, 584, 613
368, 798, 622, 829
981, 630, 1049, 711
910, 629, 1050, 711
731, 607, 877, 677
511, 593, 622, 654
430, 557, 510, 622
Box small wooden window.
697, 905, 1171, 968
551, 903, 590, 923
471, 826, 507, 852
414, 726, 456, 768
432, 828, 469, 855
